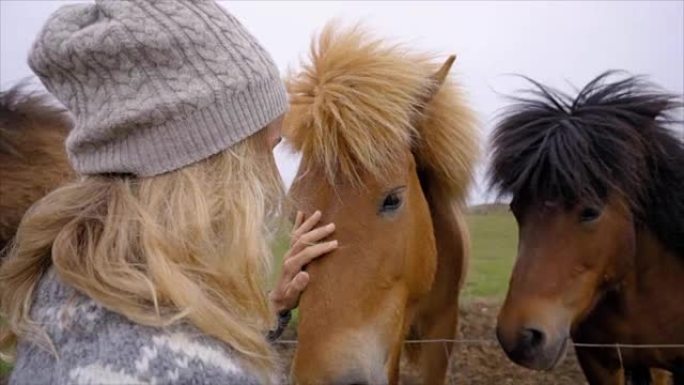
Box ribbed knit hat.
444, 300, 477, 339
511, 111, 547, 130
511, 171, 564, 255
28, 0, 288, 176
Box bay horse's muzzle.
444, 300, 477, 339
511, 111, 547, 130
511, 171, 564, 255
496, 325, 568, 370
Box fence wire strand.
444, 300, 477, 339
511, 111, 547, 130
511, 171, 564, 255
276, 338, 684, 349
274, 338, 682, 385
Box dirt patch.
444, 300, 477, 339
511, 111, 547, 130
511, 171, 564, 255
276, 301, 588, 385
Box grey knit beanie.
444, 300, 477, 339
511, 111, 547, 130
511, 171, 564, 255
28, 0, 288, 176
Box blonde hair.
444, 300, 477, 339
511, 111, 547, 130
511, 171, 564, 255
285, 23, 480, 202
0, 129, 283, 377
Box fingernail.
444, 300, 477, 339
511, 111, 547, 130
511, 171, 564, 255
314, 210, 321, 216
327, 223, 335, 230
330, 240, 338, 247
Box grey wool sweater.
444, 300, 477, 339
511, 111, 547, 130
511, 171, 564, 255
9, 270, 263, 385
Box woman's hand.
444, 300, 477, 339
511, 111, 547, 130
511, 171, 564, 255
269, 210, 337, 314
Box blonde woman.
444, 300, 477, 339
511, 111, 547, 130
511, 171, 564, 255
0, 0, 337, 384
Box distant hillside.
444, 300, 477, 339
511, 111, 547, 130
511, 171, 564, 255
466, 202, 510, 215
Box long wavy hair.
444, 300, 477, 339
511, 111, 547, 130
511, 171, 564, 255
0, 128, 283, 378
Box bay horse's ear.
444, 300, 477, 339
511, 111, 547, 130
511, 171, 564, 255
425, 55, 456, 102
640, 99, 672, 121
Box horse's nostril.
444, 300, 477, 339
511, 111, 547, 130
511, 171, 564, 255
519, 327, 545, 350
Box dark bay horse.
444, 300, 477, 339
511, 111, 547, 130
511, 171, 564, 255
490, 72, 683, 385
284, 25, 480, 385
0, 84, 73, 255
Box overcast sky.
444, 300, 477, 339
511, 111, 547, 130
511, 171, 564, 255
2, 1, 683, 203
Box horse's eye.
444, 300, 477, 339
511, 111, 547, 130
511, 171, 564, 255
379, 189, 404, 214
579, 207, 602, 222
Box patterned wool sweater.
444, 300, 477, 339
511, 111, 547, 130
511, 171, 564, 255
9, 270, 264, 385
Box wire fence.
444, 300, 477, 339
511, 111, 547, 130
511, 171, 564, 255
275, 337, 684, 349
274, 338, 682, 384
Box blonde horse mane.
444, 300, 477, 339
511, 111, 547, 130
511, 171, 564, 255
285, 23, 480, 202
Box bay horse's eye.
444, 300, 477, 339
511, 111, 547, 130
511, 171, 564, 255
379, 187, 405, 215
579, 207, 602, 222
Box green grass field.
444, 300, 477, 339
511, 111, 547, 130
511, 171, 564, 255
463, 207, 517, 299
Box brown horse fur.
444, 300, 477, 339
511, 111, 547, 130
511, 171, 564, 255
491, 72, 683, 385
285, 24, 479, 385
0, 83, 73, 255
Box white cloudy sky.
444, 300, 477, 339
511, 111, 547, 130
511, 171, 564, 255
2, 1, 682, 203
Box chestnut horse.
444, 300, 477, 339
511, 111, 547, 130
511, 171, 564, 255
284, 26, 479, 385
0, 84, 73, 255
490, 72, 683, 385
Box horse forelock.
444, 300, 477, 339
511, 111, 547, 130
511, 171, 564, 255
0, 81, 71, 155
489, 71, 684, 256
284, 23, 479, 203
0, 81, 73, 251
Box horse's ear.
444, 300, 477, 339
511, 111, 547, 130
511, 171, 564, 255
432, 55, 456, 87
425, 55, 456, 102
640, 99, 672, 121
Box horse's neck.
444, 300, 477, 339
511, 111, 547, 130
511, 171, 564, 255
421, 179, 468, 291
581, 228, 684, 350
627, 228, 684, 297
604, 228, 684, 330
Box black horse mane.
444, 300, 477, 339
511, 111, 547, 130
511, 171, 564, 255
489, 71, 684, 257
0, 81, 71, 156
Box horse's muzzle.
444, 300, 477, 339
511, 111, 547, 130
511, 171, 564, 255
496, 325, 568, 370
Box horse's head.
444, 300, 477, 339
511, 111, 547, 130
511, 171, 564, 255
284, 25, 478, 385
288, 146, 435, 385
490, 73, 680, 370
497, 194, 635, 370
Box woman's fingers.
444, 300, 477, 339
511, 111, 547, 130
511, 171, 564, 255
292, 271, 310, 290
285, 271, 310, 299
282, 240, 338, 281
288, 211, 304, 249
288, 222, 336, 257
291, 210, 322, 245
275, 209, 336, 312
293, 211, 304, 231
